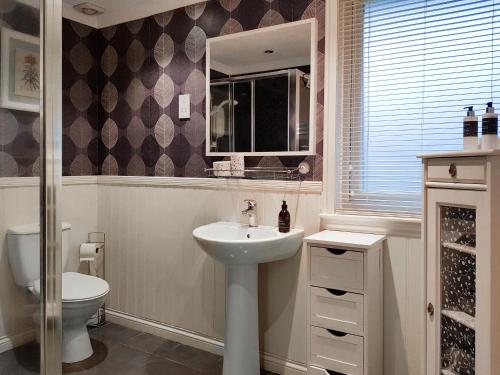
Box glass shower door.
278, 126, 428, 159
0, 1, 62, 374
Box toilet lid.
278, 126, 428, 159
32, 272, 109, 302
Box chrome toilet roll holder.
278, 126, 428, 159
86, 232, 106, 327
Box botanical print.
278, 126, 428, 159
14, 48, 39, 99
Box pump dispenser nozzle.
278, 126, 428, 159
463, 106, 475, 116
486, 101, 495, 113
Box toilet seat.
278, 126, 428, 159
32, 272, 109, 302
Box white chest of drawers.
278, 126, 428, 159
304, 231, 385, 375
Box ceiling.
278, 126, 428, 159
210, 21, 313, 76
62, 0, 206, 28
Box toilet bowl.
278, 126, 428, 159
7, 223, 111, 364
31, 272, 109, 363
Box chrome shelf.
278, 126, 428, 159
205, 162, 310, 181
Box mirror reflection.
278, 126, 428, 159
207, 20, 317, 155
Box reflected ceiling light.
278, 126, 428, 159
73, 2, 105, 16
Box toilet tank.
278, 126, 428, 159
7, 222, 71, 287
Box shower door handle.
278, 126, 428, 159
427, 302, 434, 316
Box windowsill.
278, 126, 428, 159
319, 212, 422, 238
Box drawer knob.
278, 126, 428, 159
327, 329, 348, 337
327, 248, 347, 256
327, 288, 347, 296
448, 163, 457, 178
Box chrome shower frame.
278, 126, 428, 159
39, 0, 63, 374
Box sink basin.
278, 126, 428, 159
193, 221, 304, 265
193, 221, 304, 375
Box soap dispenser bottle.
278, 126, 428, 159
278, 200, 290, 233
463, 106, 478, 150
481, 102, 498, 150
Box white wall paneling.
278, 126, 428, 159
98, 181, 322, 367
1, 176, 425, 375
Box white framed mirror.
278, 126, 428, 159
206, 19, 317, 156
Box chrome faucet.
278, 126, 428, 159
242, 199, 257, 227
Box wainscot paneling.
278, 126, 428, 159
98, 182, 322, 365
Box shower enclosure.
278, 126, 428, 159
0, 1, 62, 374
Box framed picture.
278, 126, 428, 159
1, 28, 40, 112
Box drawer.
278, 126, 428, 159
308, 366, 349, 375
427, 157, 486, 184
311, 287, 364, 335
310, 247, 364, 291
310, 326, 364, 375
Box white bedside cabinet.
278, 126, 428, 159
304, 231, 385, 375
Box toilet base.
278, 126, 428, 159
31, 293, 107, 364
62, 325, 93, 363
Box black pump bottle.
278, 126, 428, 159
278, 200, 290, 233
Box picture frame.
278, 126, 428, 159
1, 27, 40, 112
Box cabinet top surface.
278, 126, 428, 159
304, 230, 386, 249
418, 149, 500, 159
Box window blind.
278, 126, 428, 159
337, 0, 500, 217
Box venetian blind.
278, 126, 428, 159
337, 0, 500, 217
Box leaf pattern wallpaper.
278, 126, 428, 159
1, 0, 325, 180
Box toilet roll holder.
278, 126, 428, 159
86, 232, 106, 327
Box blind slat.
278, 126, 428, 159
337, 0, 500, 217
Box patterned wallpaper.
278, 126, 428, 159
0, 6, 101, 177
1, 0, 325, 180
98, 0, 325, 180
62, 19, 103, 176
0, 2, 40, 177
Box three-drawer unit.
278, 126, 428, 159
305, 231, 385, 375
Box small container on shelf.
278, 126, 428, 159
462, 106, 478, 150
481, 102, 498, 150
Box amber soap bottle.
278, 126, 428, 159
278, 200, 290, 233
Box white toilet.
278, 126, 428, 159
7, 222, 110, 363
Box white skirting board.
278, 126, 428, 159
106, 309, 307, 375
0, 330, 35, 355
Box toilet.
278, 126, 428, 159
7, 222, 110, 363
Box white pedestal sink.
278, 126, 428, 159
193, 221, 304, 375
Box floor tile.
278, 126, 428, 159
0, 322, 279, 375
88, 323, 142, 348
158, 343, 222, 373
122, 332, 180, 357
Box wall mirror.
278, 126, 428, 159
206, 19, 317, 156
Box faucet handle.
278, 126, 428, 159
244, 199, 257, 208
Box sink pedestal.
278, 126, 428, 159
224, 264, 260, 375
193, 222, 304, 375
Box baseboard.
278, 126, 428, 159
0, 330, 35, 355
106, 309, 307, 375
106, 309, 224, 355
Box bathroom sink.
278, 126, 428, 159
192, 221, 304, 265
193, 221, 304, 375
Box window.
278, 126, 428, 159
337, 0, 500, 217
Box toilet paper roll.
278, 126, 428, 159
230, 154, 245, 177
79, 243, 102, 262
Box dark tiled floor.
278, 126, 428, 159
0, 323, 278, 375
